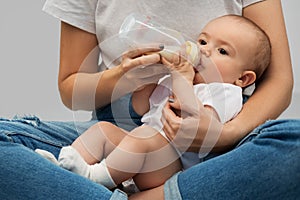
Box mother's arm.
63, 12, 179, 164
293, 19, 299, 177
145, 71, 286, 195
58, 22, 122, 110
58, 22, 164, 111
220, 0, 293, 149
161, 0, 293, 153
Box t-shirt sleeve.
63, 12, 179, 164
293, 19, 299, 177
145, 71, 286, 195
43, 0, 97, 34
242, 0, 264, 8
194, 83, 243, 124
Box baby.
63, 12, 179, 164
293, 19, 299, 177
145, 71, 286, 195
36, 15, 271, 191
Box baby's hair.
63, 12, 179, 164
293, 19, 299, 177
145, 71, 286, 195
217, 15, 271, 81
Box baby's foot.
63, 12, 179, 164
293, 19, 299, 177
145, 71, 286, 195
35, 149, 59, 165
58, 146, 90, 178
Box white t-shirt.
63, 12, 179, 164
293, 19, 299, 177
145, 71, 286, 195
43, 0, 263, 71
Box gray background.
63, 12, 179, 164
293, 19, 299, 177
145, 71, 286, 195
0, 1, 299, 121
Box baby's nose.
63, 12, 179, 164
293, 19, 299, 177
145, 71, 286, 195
200, 47, 211, 57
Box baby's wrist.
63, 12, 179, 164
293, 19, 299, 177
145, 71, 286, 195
171, 72, 194, 85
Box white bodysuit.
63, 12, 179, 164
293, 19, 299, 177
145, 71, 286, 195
142, 78, 243, 169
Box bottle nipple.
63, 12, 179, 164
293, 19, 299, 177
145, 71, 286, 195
185, 41, 200, 67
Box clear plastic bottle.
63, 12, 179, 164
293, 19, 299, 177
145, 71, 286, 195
119, 13, 200, 67
119, 13, 185, 48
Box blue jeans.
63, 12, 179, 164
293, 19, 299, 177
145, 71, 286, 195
1, 96, 299, 199
0, 116, 117, 199
0, 95, 137, 200
165, 119, 300, 200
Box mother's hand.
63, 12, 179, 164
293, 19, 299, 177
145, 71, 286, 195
162, 98, 226, 154
118, 46, 169, 91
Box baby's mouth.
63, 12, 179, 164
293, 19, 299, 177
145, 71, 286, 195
194, 57, 205, 72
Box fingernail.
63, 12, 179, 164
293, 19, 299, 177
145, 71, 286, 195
159, 44, 164, 50
168, 98, 174, 103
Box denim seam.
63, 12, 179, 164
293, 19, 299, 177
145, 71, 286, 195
3, 131, 64, 147
164, 172, 182, 200
234, 132, 259, 148
109, 189, 128, 200
0, 131, 14, 142
1, 115, 41, 127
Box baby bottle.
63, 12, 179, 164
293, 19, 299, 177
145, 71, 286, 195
119, 13, 185, 47
119, 13, 200, 67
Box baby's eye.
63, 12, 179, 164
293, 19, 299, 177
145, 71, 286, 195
199, 39, 207, 45
218, 48, 228, 55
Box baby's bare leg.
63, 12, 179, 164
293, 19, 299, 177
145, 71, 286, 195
71, 121, 128, 164
106, 125, 182, 190
58, 121, 130, 188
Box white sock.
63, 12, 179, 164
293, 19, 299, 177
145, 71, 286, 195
35, 149, 59, 165
58, 146, 90, 178
89, 159, 117, 189
58, 146, 116, 189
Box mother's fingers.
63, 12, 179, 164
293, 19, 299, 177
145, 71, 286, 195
125, 63, 169, 79
162, 120, 174, 141
160, 46, 190, 68
171, 51, 181, 65
162, 103, 182, 140
123, 45, 163, 59
130, 53, 161, 66
121, 52, 163, 73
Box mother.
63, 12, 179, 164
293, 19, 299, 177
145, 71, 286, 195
0, 0, 299, 199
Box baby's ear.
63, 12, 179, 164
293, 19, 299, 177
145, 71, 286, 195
234, 71, 256, 87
